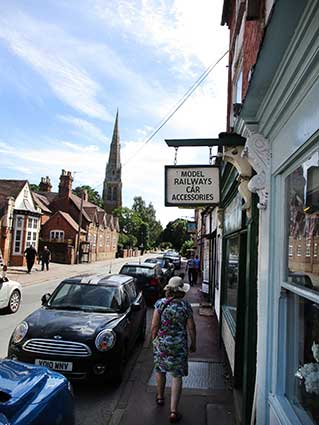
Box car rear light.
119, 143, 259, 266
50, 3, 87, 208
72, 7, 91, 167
149, 278, 159, 286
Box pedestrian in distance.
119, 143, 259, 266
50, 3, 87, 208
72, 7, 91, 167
185, 255, 195, 286
24, 244, 37, 274
151, 276, 197, 423
192, 255, 201, 285
41, 246, 51, 271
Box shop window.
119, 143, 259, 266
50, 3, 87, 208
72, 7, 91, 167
286, 293, 319, 424
284, 149, 319, 424
224, 235, 240, 324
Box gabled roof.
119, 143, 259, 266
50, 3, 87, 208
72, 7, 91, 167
0, 179, 28, 199
45, 211, 86, 233
113, 216, 120, 232
97, 210, 106, 226
37, 191, 59, 203
69, 194, 92, 223
106, 213, 114, 230
32, 192, 52, 214
83, 206, 98, 222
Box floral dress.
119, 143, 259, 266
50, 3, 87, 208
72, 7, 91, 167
153, 297, 193, 377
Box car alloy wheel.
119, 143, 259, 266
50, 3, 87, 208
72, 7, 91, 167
8, 290, 21, 314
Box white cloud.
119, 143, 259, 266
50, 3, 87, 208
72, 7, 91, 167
0, 10, 113, 121
91, 0, 228, 75
62, 141, 100, 152
58, 115, 108, 144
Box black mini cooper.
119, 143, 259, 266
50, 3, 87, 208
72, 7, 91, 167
8, 274, 146, 383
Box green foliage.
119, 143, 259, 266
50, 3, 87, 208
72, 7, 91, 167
30, 183, 40, 192
161, 218, 191, 251
73, 185, 103, 208
180, 239, 195, 257
113, 198, 163, 249
118, 232, 137, 249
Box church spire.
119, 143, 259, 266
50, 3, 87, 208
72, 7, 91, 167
102, 110, 122, 214
107, 109, 120, 170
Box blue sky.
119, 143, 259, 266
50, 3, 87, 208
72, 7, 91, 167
0, 0, 229, 225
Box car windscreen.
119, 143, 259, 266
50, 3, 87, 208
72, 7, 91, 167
120, 266, 154, 277
48, 282, 122, 313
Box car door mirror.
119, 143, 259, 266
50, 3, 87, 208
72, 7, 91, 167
41, 293, 51, 305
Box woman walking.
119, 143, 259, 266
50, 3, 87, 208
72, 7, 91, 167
151, 276, 196, 423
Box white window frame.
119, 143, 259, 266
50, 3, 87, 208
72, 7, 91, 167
50, 230, 64, 241
25, 216, 38, 249
288, 245, 293, 257
13, 214, 24, 254
305, 241, 311, 257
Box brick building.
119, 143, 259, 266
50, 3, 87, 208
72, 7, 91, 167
0, 180, 41, 266
33, 170, 119, 264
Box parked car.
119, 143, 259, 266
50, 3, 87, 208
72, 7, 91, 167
288, 271, 313, 289
0, 359, 74, 425
163, 251, 181, 270
8, 274, 146, 383
119, 262, 167, 305
144, 256, 175, 280
0, 267, 22, 314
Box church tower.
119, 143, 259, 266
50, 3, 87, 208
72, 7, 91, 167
103, 110, 122, 213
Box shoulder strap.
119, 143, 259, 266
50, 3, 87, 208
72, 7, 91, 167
159, 297, 175, 317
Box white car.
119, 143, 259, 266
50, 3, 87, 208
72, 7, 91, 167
0, 269, 22, 314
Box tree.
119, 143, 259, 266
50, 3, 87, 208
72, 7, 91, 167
161, 218, 191, 251
180, 239, 195, 257
73, 185, 103, 208
30, 183, 40, 192
113, 198, 163, 249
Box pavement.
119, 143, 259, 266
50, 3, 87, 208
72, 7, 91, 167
5, 256, 146, 287
6, 257, 235, 425
110, 275, 235, 425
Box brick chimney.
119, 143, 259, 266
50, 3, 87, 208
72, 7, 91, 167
39, 176, 52, 192
58, 170, 73, 198
83, 189, 89, 202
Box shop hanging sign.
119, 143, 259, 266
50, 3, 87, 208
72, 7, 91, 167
165, 165, 220, 207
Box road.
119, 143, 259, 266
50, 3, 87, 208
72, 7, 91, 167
0, 256, 156, 425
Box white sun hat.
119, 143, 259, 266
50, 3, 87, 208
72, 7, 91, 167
164, 276, 190, 293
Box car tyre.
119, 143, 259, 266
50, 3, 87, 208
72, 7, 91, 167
111, 345, 127, 385
7, 290, 21, 314
138, 316, 146, 342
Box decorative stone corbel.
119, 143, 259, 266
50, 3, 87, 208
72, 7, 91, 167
241, 133, 271, 209
223, 146, 252, 217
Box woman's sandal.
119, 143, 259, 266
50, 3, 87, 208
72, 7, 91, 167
156, 397, 164, 406
169, 411, 182, 423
